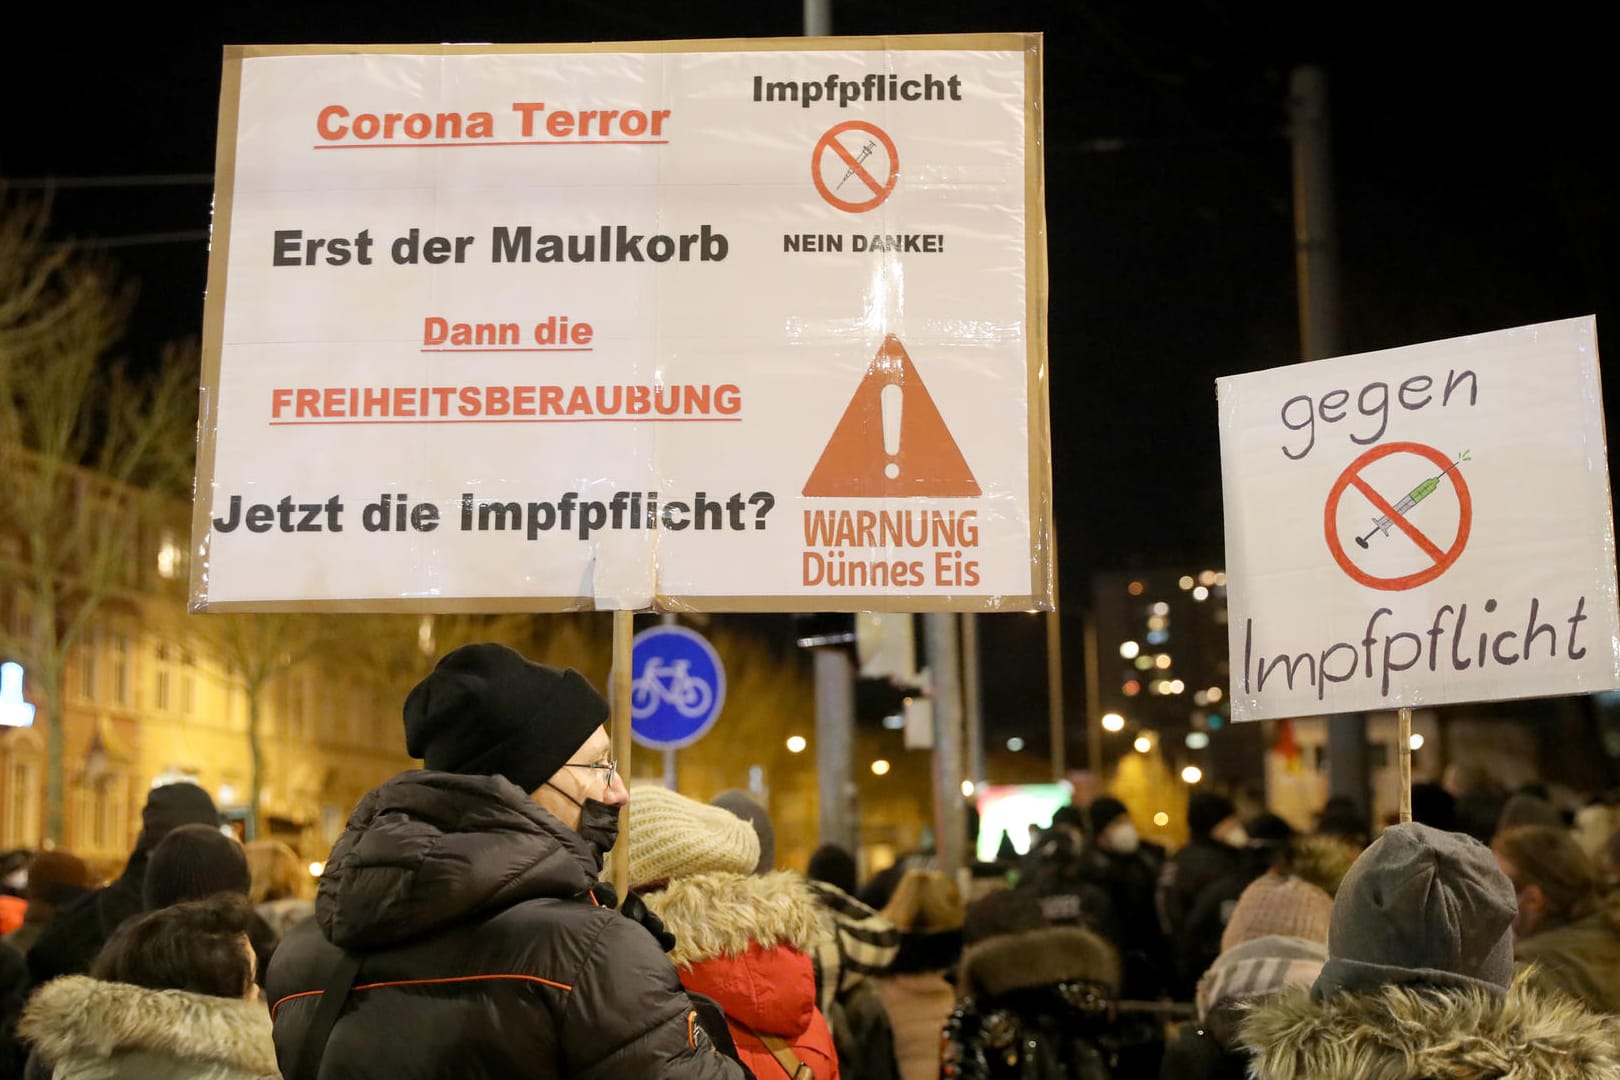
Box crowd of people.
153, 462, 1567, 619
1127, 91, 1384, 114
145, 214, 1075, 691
1, 641, 1619, 1078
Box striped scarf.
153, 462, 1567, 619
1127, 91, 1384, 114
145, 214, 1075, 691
1197, 934, 1328, 1023
806, 879, 901, 1014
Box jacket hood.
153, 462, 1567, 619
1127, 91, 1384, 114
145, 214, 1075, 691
958, 925, 1120, 999
20, 976, 279, 1078
641, 870, 831, 968
316, 770, 598, 949
644, 871, 829, 1038
1239, 971, 1620, 1080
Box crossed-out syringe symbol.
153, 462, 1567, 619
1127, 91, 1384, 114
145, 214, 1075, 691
835, 140, 878, 190
1354, 450, 1472, 549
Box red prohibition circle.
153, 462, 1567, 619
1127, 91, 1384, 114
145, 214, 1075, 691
1322, 441, 1472, 592
811, 121, 899, 214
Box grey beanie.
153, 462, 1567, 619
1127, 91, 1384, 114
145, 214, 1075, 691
1311, 822, 1516, 1001
710, 790, 775, 874
1497, 793, 1561, 834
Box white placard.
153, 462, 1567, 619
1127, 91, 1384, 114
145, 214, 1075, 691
1218, 317, 1620, 721
191, 38, 1051, 613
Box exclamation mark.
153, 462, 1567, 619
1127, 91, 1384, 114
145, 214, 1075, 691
881, 383, 903, 480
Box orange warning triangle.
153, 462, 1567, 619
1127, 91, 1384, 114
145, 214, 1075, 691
803, 335, 980, 497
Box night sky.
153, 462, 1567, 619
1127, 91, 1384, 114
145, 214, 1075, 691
5, 5, 1616, 752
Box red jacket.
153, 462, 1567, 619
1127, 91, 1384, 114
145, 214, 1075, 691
646, 872, 841, 1080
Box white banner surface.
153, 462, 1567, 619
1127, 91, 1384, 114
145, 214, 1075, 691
1219, 318, 1620, 720
192, 37, 1051, 612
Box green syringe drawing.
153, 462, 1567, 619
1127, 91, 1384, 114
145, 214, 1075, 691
1354, 450, 1471, 549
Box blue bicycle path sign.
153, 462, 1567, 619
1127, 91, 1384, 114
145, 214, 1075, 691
629, 625, 726, 750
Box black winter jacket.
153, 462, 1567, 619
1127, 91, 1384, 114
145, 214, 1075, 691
25, 853, 148, 986
266, 771, 744, 1080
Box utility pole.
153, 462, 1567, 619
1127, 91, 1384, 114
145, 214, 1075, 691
961, 613, 986, 790
814, 647, 858, 853
925, 613, 967, 877
1290, 65, 1369, 819
804, 0, 830, 37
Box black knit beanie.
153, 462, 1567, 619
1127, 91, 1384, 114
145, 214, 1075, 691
1188, 793, 1237, 839
807, 844, 858, 895
143, 824, 251, 911
403, 643, 609, 796
137, 782, 220, 853
1088, 796, 1129, 837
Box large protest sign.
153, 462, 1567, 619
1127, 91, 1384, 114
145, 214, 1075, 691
1218, 317, 1620, 721
190, 36, 1051, 613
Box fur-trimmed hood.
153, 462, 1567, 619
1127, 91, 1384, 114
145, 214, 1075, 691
640, 870, 831, 968
20, 976, 279, 1080
1239, 971, 1620, 1080
642, 871, 833, 1044
958, 925, 1120, 1000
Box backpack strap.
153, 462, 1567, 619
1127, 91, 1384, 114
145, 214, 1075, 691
288, 950, 362, 1080
733, 1019, 814, 1080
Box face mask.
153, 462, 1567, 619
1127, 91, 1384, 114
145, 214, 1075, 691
1222, 824, 1250, 849
1104, 822, 1140, 854
547, 782, 621, 865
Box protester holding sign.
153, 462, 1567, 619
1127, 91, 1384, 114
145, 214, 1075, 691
265, 644, 743, 1080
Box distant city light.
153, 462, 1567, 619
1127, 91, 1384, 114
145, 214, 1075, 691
1207, 687, 1223, 703
1146, 616, 1167, 631
786, 735, 807, 753
1150, 601, 1169, 616
1186, 732, 1210, 750
1119, 640, 1140, 659
1182, 765, 1203, 784
1006, 736, 1026, 752
1145, 630, 1169, 645
882, 714, 904, 730
1198, 570, 1217, 586
1194, 690, 1209, 706
1153, 811, 1170, 827
1127, 579, 1145, 596
1214, 572, 1228, 586
871, 759, 891, 776
1122, 680, 1141, 697
1101, 712, 1126, 733
1192, 586, 1210, 601
156, 533, 182, 579
1135, 655, 1154, 671
1168, 679, 1185, 694
1178, 575, 1195, 590
1409, 733, 1425, 751
1134, 735, 1152, 754
1155, 654, 1172, 670
309, 862, 325, 877
0, 663, 36, 729
961, 780, 976, 797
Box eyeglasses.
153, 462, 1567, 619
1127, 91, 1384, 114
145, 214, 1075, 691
565, 756, 618, 783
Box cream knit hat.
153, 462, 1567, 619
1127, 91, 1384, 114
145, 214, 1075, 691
1220, 872, 1333, 952
627, 783, 761, 886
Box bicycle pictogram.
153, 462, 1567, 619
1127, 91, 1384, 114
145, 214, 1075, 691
631, 658, 715, 720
